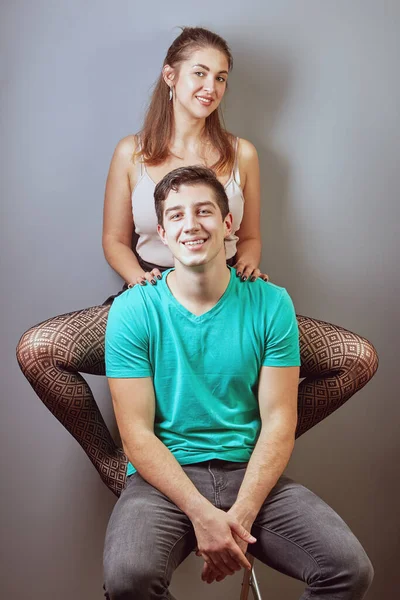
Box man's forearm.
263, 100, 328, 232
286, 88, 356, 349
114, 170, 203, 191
122, 431, 211, 520
231, 421, 295, 523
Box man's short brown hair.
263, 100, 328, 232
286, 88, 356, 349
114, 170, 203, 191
154, 165, 230, 226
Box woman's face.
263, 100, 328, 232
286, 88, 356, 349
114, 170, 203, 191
169, 47, 229, 119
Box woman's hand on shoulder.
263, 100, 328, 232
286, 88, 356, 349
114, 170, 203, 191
130, 268, 163, 288
233, 261, 269, 283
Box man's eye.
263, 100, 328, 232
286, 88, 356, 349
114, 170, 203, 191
217, 77, 226, 83
199, 209, 210, 214
170, 213, 182, 220
195, 71, 205, 77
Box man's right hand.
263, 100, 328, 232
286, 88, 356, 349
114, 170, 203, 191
192, 505, 256, 578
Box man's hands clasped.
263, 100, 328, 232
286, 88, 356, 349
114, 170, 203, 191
192, 504, 256, 585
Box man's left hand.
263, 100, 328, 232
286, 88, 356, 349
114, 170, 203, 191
196, 509, 254, 584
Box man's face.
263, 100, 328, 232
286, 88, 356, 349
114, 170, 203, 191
157, 183, 233, 268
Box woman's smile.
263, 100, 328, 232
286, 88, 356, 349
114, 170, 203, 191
195, 95, 213, 107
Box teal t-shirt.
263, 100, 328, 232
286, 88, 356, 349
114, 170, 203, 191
105, 267, 300, 475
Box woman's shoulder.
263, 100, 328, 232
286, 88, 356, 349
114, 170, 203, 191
112, 134, 140, 163
236, 137, 258, 163
232, 137, 259, 187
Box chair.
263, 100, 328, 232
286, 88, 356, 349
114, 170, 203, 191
241, 555, 262, 600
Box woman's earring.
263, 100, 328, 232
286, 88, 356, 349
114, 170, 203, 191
169, 87, 173, 101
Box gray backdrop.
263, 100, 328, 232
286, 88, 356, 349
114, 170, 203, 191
1, 1, 398, 598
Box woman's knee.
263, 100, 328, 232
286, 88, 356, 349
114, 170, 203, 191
339, 334, 379, 393
16, 319, 68, 375
16, 306, 108, 376
16, 324, 43, 375
355, 336, 379, 383
297, 315, 379, 383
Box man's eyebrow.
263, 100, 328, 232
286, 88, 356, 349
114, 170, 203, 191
192, 63, 229, 75
193, 201, 217, 208
164, 201, 217, 215
164, 205, 184, 215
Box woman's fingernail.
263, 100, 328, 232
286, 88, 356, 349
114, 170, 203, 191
140, 281, 146, 286
151, 279, 156, 285
250, 276, 256, 282
242, 276, 247, 281
157, 275, 162, 280
237, 272, 242, 277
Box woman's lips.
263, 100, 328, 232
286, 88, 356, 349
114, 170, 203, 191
196, 96, 213, 107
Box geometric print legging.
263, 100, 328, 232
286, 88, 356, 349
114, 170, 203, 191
16, 304, 379, 497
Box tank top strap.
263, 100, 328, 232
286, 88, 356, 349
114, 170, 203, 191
233, 136, 241, 186
135, 134, 144, 178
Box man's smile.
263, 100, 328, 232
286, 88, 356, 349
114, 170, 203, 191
181, 237, 209, 249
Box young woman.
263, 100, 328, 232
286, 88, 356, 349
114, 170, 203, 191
16, 27, 378, 497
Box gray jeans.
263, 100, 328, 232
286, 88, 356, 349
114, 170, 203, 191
103, 460, 373, 599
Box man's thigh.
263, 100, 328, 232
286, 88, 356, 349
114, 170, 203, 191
103, 472, 197, 592
250, 476, 369, 585
103, 459, 248, 588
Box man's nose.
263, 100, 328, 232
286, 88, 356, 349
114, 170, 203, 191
183, 212, 200, 231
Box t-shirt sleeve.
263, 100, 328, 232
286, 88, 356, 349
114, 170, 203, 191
263, 288, 300, 367
105, 289, 153, 378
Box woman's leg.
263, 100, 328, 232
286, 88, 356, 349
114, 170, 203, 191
296, 315, 379, 438
16, 304, 127, 497
16, 308, 379, 497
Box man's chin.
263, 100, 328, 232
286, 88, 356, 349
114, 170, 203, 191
171, 245, 226, 269
176, 255, 208, 268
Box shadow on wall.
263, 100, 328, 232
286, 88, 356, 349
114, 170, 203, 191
222, 37, 296, 290
222, 37, 379, 335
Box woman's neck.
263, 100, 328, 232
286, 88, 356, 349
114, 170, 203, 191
171, 108, 207, 154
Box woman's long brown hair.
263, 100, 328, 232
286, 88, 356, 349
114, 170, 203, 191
136, 27, 235, 175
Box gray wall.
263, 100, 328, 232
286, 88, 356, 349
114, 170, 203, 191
1, 1, 398, 598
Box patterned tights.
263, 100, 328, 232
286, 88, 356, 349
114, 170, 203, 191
16, 305, 378, 497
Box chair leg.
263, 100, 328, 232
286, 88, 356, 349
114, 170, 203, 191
240, 555, 252, 600
240, 555, 262, 600
249, 562, 262, 600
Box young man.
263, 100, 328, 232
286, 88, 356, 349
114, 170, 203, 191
104, 166, 373, 600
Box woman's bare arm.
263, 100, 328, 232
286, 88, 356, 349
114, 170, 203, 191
102, 135, 146, 285
234, 139, 267, 281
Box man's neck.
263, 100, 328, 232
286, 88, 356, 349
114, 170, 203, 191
166, 257, 231, 316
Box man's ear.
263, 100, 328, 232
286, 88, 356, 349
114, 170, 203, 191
162, 64, 175, 88
157, 223, 168, 245
223, 212, 233, 238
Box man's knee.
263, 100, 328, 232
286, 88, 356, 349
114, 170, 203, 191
327, 538, 374, 597
347, 548, 374, 595
104, 558, 167, 600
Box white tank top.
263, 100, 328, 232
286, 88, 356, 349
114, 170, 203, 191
131, 137, 244, 267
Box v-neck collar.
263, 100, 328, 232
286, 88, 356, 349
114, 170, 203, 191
162, 266, 234, 323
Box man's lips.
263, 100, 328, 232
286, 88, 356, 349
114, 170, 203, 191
181, 238, 208, 248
